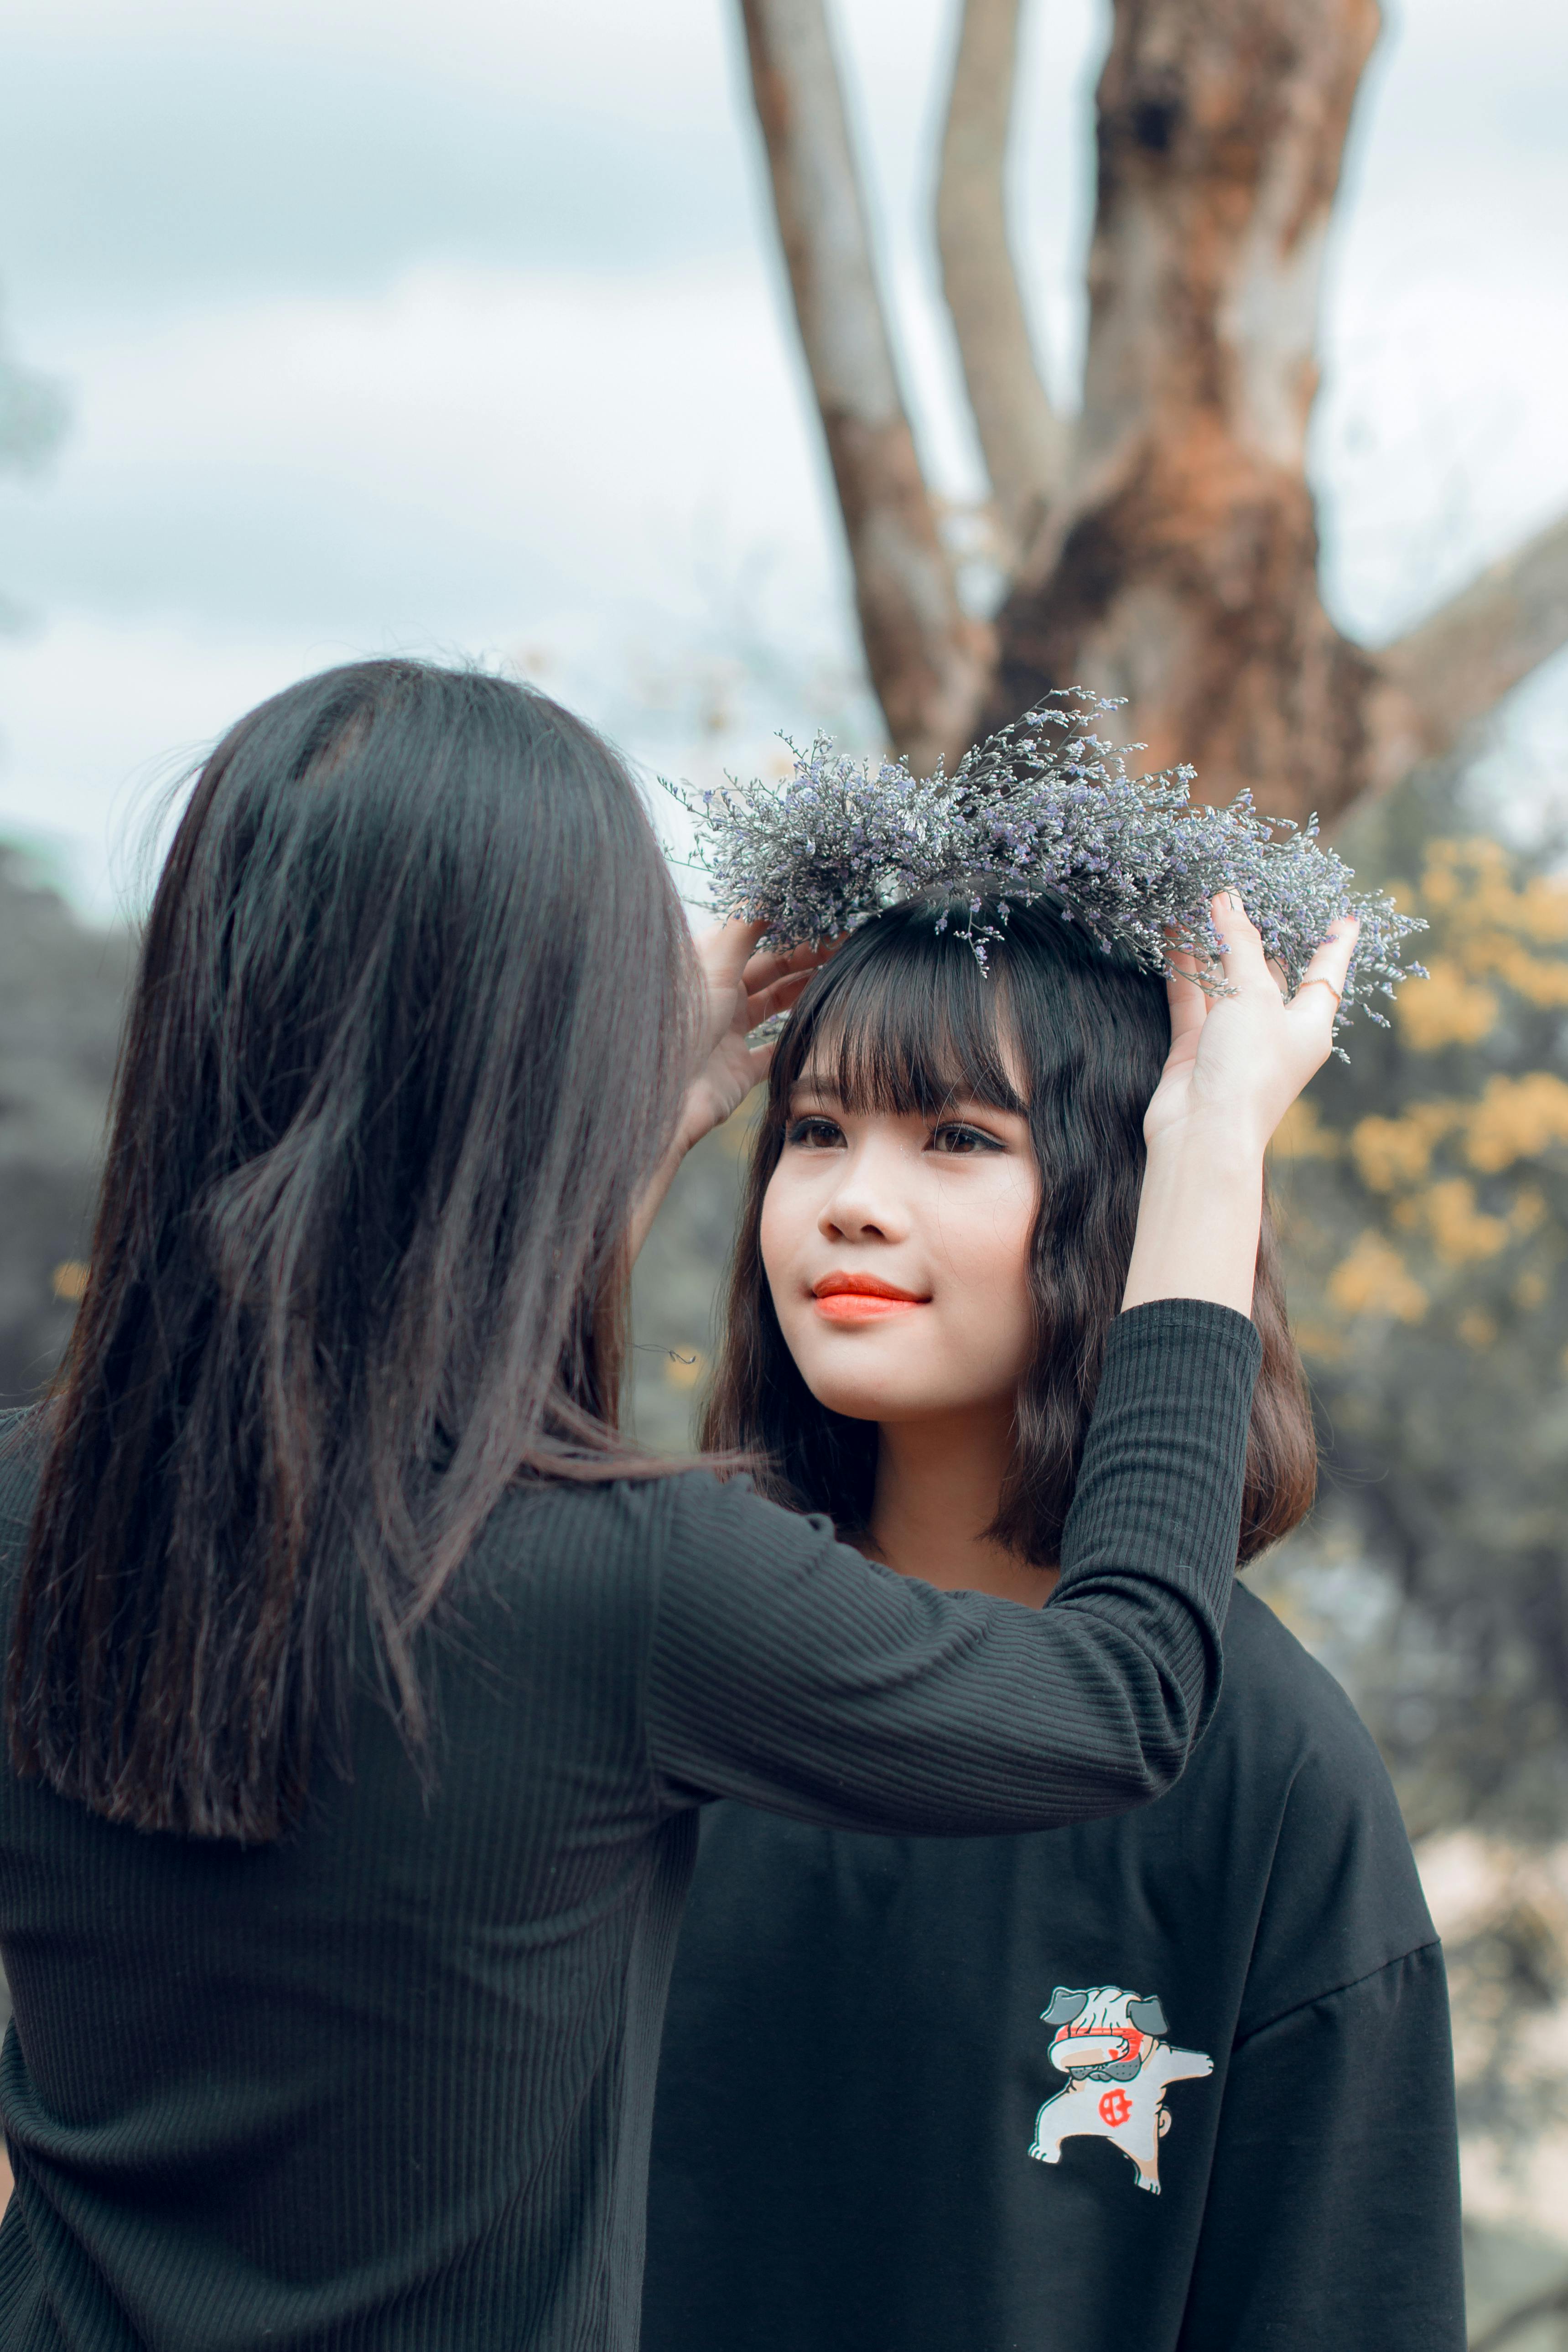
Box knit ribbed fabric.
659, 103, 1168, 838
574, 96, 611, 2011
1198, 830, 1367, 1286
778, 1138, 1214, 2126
0, 1297, 1259, 2351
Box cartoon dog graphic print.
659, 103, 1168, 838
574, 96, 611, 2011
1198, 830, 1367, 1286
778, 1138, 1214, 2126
1027, 1984, 1212, 2195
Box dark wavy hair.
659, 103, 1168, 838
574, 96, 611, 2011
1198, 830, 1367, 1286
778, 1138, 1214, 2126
7, 659, 696, 1843
700, 894, 1315, 1567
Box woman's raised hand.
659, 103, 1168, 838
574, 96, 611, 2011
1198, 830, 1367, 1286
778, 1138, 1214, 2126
1122, 895, 1358, 1319
1142, 895, 1360, 1160
631, 919, 831, 1260
676, 918, 832, 1153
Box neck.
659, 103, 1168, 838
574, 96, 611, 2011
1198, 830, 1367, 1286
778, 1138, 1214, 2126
865, 1407, 1060, 1609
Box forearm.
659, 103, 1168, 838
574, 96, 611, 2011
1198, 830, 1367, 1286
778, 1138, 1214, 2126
651, 1302, 1261, 1832
1121, 1127, 1263, 1317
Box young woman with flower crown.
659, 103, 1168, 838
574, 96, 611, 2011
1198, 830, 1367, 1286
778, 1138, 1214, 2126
0, 664, 1362, 2351
642, 715, 1462, 2352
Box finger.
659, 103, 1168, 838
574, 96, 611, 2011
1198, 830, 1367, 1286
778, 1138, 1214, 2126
744, 967, 814, 1026
739, 1039, 778, 1094
1208, 891, 1272, 990
1285, 914, 1360, 1036
1299, 913, 1359, 998
694, 914, 771, 990
1163, 931, 1209, 1049
739, 934, 840, 996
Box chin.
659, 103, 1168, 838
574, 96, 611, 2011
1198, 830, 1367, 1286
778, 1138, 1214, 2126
789, 1345, 941, 1424
800, 1376, 894, 1423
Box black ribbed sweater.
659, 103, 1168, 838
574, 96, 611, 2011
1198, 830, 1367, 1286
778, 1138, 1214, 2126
0, 1298, 1259, 2352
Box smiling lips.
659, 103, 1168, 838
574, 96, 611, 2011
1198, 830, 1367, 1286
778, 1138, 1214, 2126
811, 1272, 930, 1324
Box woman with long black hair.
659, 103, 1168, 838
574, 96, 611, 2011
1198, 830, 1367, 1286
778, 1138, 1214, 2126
0, 659, 1351, 2351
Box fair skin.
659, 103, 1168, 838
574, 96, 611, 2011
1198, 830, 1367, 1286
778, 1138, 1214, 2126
647, 895, 1358, 1603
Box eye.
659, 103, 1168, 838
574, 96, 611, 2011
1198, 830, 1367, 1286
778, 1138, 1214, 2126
929, 1120, 1007, 1156
784, 1115, 846, 1151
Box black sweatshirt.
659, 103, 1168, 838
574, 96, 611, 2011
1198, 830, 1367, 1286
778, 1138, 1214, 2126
643, 1586, 1465, 2352
0, 1299, 1258, 2352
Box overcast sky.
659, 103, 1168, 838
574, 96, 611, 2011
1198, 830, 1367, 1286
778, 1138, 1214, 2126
1, 0, 1565, 913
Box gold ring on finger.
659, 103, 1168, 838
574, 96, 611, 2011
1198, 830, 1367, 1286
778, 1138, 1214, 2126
1297, 976, 1343, 1011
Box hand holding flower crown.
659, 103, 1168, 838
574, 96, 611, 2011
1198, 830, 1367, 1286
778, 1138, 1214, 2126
677, 918, 832, 1155
630, 919, 832, 1258
1121, 893, 1359, 1319
1143, 893, 1360, 1161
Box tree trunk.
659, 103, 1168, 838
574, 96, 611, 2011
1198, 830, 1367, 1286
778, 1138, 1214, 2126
747, 0, 1568, 825
936, 0, 1068, 557
739, 0, 992, 774
983, 0, 1407, 826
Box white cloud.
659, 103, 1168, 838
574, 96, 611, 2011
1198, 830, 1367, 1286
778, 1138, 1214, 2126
0, 0, 1564, 916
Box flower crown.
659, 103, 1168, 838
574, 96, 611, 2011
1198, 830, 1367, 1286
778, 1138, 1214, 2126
667, 691, 1424, 1044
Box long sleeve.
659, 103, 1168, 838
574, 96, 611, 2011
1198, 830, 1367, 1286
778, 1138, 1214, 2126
646, 1297, 1260, 1835
1178, 1944, 1466, 2352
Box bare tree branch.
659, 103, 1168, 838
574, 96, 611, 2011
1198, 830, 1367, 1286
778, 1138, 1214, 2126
936, 0, 1068, 557
1377, 509, 1568, 758
738, 0, 992, 772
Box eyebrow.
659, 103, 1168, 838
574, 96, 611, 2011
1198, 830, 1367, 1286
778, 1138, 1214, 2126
786, 1077, 1023, 1116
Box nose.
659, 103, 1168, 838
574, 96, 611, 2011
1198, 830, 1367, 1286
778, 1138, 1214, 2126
817, 1138, 911, 1247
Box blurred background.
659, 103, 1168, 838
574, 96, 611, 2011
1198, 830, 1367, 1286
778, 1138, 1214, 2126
1, 1, 1566, 2338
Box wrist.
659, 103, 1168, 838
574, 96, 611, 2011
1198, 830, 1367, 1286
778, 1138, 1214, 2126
1142, 1118, 1266, 1185
1123, 1130, 1263, 1319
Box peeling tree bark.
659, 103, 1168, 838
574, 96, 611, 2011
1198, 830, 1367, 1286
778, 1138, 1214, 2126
738, 0, 992, 773
985, 0, 1393, 827
742, 0, 1568, 831
936, 0, 1069, 555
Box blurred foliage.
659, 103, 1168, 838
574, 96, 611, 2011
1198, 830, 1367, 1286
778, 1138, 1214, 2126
1267, 769, 1568, 1841
0, 852, 134, 1407
628, 1104, 756, 1456
0, 291, 68, 632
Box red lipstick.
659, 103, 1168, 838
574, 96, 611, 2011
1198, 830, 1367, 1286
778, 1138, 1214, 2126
811, 1272, 929, 1324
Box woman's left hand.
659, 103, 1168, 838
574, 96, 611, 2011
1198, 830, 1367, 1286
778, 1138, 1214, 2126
675, 918, 831, 1155
1143, 894, 1360, 1162
631, 919, 831, 1259
1121, 894, 1358, 1317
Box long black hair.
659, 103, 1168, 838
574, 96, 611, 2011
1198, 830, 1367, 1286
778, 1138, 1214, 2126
7, 659, 696, 1842
701, 894, 1316, 1565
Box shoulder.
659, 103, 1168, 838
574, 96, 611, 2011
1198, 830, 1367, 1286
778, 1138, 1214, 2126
478, 1465, 836, 1567
1219, 1581, 1392, 1781
660, 1467, 844, 1561
1218, 1583, 1436, 2031
467, 1465, 849, 1613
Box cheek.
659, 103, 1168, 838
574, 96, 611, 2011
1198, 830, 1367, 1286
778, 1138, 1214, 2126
758, 1162, 817, 1300
936, 1168, 1038, 1296
932, 1181, 1038, 1379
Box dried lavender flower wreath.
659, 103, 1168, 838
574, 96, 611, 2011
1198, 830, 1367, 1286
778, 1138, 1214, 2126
666, 690, 1424, 1048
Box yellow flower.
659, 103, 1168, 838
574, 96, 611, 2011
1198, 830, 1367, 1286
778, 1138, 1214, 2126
1327, 1233, 1428, 1322
1395, 958, 1499, 1052
1349, 1103, 1458, 1191
1511, 1189, 1550, 1236
1463, 1073, 1568, 1173
1458, 1308, 1498, 1350
1272, 1100, 1341, 1161
1411, 1179, 1511, 1267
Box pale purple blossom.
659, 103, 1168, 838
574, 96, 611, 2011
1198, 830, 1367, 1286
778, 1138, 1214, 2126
665, 690, 1426, 1049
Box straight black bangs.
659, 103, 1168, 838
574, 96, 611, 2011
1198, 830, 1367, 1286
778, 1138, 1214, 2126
770, 898, 1033, 1122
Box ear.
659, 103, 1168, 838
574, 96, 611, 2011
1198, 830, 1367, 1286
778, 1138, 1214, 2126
1040, 1987, 1089, 2027
1127, 1995, 1168, 2037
